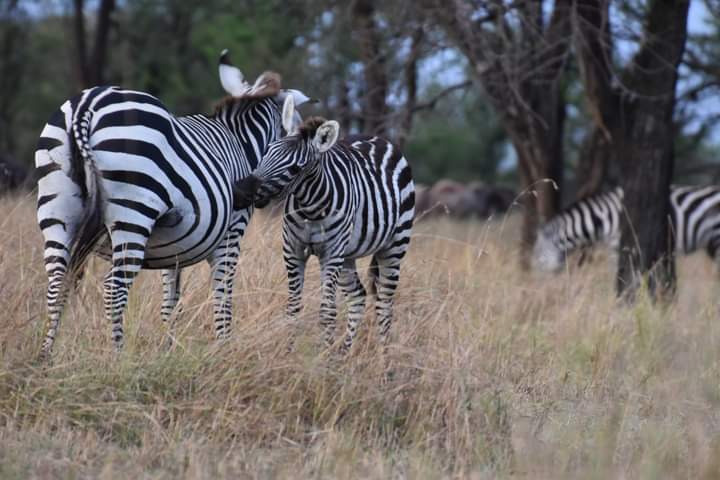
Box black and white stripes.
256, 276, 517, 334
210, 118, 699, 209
533, 185, 720, 271
35, 51, 310, 357
234, 96, 415, 351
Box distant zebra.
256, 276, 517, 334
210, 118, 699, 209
533, 185, 720, 271
35, 50, 312, 358
233, 96, 415, 351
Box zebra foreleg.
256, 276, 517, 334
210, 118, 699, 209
160, 268, 182, 347
318, 256, 343, 349
338, 259, 367, 353
104, 230, 152, 352
284, 249, 307, 351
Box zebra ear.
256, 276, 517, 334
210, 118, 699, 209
219, 49, 250, 97
282, 95, 297, 135
313, 121, 340, 153
277, 89, 317, 107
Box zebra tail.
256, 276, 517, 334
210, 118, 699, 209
368, 256, 379, 296
67, 108, 105, 280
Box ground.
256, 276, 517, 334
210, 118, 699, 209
1, 193, 720, 479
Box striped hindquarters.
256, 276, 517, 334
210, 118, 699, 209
343, 136, 414, 258
671, 185, 720, 257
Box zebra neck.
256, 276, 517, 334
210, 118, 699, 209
215, 100, 280, 170
289, 161, 340, 219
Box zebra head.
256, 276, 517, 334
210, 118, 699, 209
532, 223, 565, 272
233, 95, 339, 210
217, 49, 315, 155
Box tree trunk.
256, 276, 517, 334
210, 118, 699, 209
615, 0, 688, 301
72, 0, 90, 86
517, 157, 540, 270
575, 127, 611, 198
352, 0, 389, 136
88, 0, 115, 85
0, 0, 25, 155
573, 0, 689, 300
73, 0, 115, 87
337, 79, 353, 133
615, 112, 676, 300
509, 101, 565, 269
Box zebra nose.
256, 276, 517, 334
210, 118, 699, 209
233, 175, 261, 210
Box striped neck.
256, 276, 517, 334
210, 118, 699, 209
288, 153, 340, 219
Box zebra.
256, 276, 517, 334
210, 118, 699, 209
233, 95, 415, 352
532, 185, 720, 272
35, 50, 312, 358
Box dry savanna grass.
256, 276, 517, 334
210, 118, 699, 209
2, 192, 720, 479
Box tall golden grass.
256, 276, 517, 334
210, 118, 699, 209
1, 192, 720, 478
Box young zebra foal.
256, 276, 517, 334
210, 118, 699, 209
234, 96, 415, 352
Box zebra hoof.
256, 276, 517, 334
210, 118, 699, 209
338, 342, 353, 357
36, 350, 53, 366
163, 334, 177, 352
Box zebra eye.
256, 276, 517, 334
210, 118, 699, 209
288, 165, 301, 175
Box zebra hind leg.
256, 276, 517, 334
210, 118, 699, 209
39, 235, 74, 361
371, 216, 412, 346
38, 195, 86, 360
104, 228, 152, 352
208, 230, 242, 341
319, 257, 343, 350
161, 268, 182, 348
338, 259, 367, 353
371, 250, 408, 346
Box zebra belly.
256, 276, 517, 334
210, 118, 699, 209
99, 190, 232, 270
94, 221, 230, 270
143, 211, 232, 269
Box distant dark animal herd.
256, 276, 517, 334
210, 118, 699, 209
414, 179, 516, 220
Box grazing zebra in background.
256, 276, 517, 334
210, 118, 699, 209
533, 185, 720, 272
35, 50, 312, 358
234, 96, 415, 352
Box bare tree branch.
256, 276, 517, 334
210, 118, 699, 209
410, 80, 472, 113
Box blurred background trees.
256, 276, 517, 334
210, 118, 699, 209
1, 0, 719, 293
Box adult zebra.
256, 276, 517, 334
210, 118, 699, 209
233, 96, 415, 352
532, 185, 720, 272
35, 51, 312, 358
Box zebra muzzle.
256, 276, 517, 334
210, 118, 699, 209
233, 175, 261, 210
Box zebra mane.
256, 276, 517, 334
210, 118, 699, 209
298, 116, 328, 140
213, 71, 283, 113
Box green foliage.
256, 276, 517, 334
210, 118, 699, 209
406, 90, 508, 185
1, 0, 317, 170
